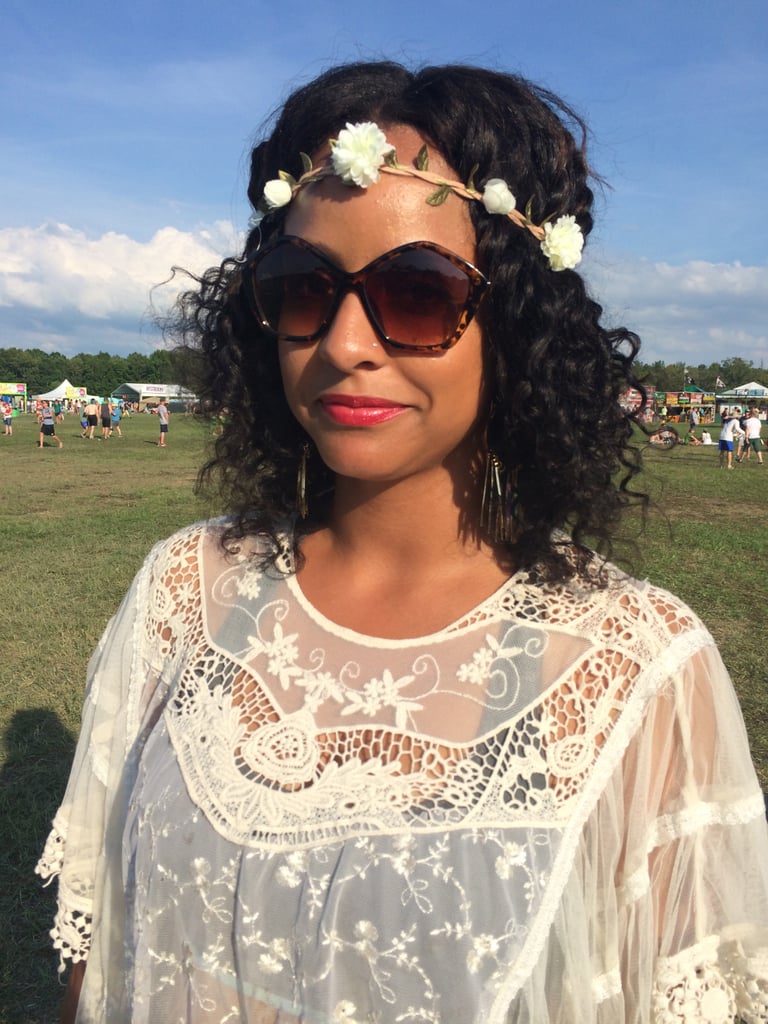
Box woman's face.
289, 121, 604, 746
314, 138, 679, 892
278, 124, 488, 489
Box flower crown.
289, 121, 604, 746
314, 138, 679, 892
251, 121, 584, 272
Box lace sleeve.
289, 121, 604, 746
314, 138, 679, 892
619, 637, 768, 1023
35, 545, 158, 972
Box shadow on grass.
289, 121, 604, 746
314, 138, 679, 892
0, 709, 76, 1024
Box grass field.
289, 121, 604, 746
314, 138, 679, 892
1, 411, 766, 1023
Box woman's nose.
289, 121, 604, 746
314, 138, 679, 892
314, 288, 387, 369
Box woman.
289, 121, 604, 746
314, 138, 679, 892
38, 62, 768, 1023
38, 403, 63, 449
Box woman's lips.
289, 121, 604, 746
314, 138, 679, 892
318, 394, 409, 426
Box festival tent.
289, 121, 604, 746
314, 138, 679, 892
111, 382, 197, 410
34, 379, 88, 401
717, 381, 768, 403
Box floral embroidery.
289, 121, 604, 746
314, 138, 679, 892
340, 668, 423, 728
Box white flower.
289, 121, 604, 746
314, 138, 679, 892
258, 953, 284, 974
456, 645, 496, 685
330, 121, 395, 187
467, 933, 500, 973
276, 850, 308, 888
494, 841, 528, 879
482, 178, 516, 215
263, 178, 293, 209
333, 1002, 359, 1024
540, 214, 584, 271
234, 572, 262, 601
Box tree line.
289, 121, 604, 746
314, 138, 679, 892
0, 347, 180, 398
0, 346, 764, 400
633, 357, 765, 393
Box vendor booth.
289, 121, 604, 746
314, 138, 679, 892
654, 386, 716, 423
0, 382, 27, 413
111, 382, 198, 412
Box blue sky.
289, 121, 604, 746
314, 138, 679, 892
1, 0, 766, 368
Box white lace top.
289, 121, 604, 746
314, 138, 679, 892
37, 520, 768, 1023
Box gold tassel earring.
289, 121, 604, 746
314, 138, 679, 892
481, 450, 519, 543
296, 443, 310, 519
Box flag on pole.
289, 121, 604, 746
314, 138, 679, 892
716, 376, 726, 388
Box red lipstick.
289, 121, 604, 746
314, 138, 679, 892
319, 394, 408, 426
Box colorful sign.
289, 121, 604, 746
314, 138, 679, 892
0, 382, 27, 395
619, 388, 645, 410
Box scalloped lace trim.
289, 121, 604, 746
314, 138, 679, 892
35, 812, 93, 971
35, 811, 67, 885
49, 893, 92, 974
653, 934, 768, 1023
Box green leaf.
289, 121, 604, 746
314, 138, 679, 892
426, 184, 451, 206
299, 152, 313, 175
416, 144, 430, 171
278, 170, 297, 188
524, 196, 535, 224
384, 149, 400, 168
466, 163, 479, 193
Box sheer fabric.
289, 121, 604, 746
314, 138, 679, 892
37, 520, 768, 1022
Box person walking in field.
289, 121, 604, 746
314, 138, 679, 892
38, 404, 63, 449
718, 408, 744, 469
2, 399, 12, 436
100, 398, 113, 440
82, 399, 99, 439
157, 399, 170, 447
743, 408, 764, 465
110, 402, 123, 437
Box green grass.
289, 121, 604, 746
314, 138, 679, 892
1, 414, 766, 1022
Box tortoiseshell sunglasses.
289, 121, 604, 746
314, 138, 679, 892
242, 235, 489, 353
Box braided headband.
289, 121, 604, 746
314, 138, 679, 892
250, 121, 584, 272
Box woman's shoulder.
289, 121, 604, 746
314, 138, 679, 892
540, 544, 710, 651
141, 517, 291, 579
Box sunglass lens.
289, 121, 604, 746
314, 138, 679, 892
366, 248, 473, 347
251, 243, 336, 340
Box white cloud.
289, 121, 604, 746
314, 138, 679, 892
0, 222, 765, 369
584, 254, 768, 367
0, 221, 240, 316
0, 221, 242, 355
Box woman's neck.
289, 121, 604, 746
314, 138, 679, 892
296, 466, 512, 639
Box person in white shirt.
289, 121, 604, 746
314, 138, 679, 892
718, 407, 745, 468
742, 408, 764, 464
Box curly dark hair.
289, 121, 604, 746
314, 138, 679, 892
170, 60, 647, 579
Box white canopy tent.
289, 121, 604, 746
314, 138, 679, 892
717, 381, 768, 402
34, 379, 90, 401
717, 381, 768, 415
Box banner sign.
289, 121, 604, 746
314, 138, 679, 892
619, 388, 645, 410
0, 382, 27, 395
